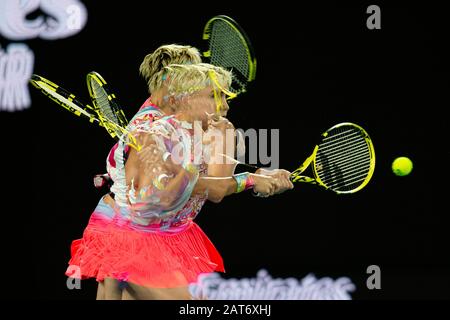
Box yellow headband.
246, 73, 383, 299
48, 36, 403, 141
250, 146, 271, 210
208, 70, 237, 113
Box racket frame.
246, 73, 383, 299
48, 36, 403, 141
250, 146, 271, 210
30, 73, 140, 151
202, 15, 257, 94
30, 74, 102, 125
86, 71, 141, 151
290, 122, 376, 194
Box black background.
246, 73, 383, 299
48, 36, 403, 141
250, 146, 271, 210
1, 1, 449, 300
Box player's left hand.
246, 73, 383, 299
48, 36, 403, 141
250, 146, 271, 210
255, 168, 294, 194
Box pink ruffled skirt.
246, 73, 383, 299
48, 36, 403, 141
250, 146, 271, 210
66, 198, 224, 288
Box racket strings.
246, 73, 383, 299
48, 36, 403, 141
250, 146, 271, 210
209, 21, 249, 92
318, 140, 367, 158
317, 145, 369, 164
317, 152, 370, 189
91, 79, 119, 126
315, 126, 372, 192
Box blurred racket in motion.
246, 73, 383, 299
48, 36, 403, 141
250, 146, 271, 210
30, 73, 140, 151
86, 71, 133, 143
202, 15, 256, 96
30, 74, 101, 125
290, 122, 375, 194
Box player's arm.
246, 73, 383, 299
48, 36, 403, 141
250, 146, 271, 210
193, 116, 238, 202
205, 116, 237, 177
122, 131, 197, 220
192, 177, 236, 203
192, 173, 278, 203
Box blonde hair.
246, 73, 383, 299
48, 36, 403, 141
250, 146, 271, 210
163, 63, 232, 97
139, 44, 202, 93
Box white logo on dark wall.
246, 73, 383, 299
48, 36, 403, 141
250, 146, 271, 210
189, 269, 356, 300
0, 0, 88, 111
0, 44, 34, 111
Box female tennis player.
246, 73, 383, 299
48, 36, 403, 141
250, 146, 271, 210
67, 45, 293, 300
97, 44, 292, 189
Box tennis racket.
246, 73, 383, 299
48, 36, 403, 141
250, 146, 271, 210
30, 73, 140, 151
30, 74, 101, 125
86, 71, 130, 140
290, 122, 375, 194
228, 122, 375, 194
202, 15, 256, 96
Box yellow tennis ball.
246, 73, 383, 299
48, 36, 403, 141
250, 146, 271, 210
392, 157, 413, 176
